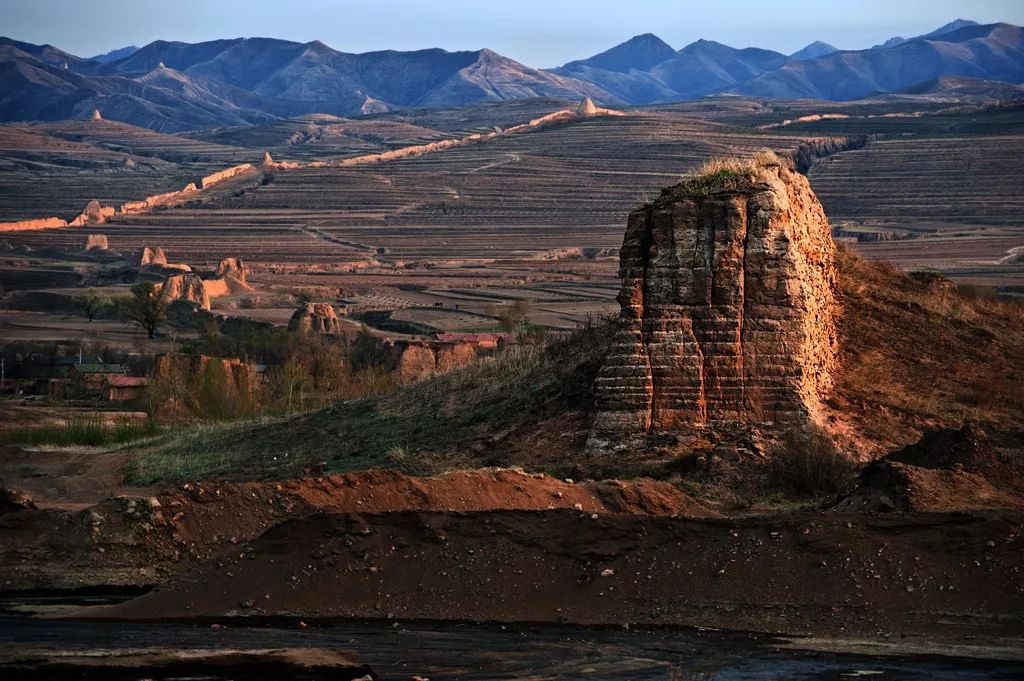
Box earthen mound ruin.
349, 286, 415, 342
83, 234, 109, 251
591, 152, 839, 446
288, 302, 342, 334
214, 257, 251, 290
159, 273, 210, 310
137, 246, 168, 267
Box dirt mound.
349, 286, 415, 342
0, 486, 36, 514
163, 469, 711, 544
889, 425, 1024, 488
0, 469, 709, 591
94, 508, 1024, 643
834, 426, 1024, 512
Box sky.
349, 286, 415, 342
3, 0, 1023, 67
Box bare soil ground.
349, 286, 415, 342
88, 507, 1023, 646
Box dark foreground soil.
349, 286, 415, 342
0, 645, 374, 681
0, 469, 709, 591
91, 508, 1024, 646
3, 438, 1023, 649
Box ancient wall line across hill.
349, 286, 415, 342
0, 101, 623, 234
0, 163, 256, 233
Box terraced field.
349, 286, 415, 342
809, 135, 1024, 286
190, 114, 456, 162
0, 120, 257, 221
3, 97, 1023, 340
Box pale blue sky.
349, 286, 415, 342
3, 0, 1022, 66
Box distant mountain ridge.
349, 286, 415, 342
554, 20, 1024, 103
89, 45, 139, 63
789, 41, 837, 61
0, 18, 1022, 132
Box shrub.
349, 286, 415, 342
769, 428, 856, 498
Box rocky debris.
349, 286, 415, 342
0, 469, 710, 592
92, 507, 1024, 644
261, 151, 274, 168
288, 302, 342, 335
835, 426, 1024, 512
90, 108, 102, 121
0, 486, 37, 514
83, 234, 109, 251
591, 153, 839, 447
159, 273, 210, 310
578, 96, 598, 116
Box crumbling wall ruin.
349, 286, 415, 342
591, 155, 839, 446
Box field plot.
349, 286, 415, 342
0, 120, 257, 221
4, 99, 1024, 341
809, 135, 1024, 286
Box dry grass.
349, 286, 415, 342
668, 149, 792, 198
833, 246, 1024, 453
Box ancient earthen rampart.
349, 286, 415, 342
0, 100, 621, 233
591, 154, 839, 445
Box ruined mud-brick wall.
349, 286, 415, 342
591, 159, 838, 443
391, 341, 477, 384
288, 303, 343, 335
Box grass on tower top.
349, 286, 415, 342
663, 150, 792, 199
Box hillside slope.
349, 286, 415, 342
129, 249, 1024, 485
735, 23, 1024, 100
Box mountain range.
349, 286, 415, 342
1, 18, 1022, 132
552, 20, 1024, 103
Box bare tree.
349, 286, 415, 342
122, 283, 167, 339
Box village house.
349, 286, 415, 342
105, 375, 149, 402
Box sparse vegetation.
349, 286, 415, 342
0, 417, 159, 447
73, 288, 110, 322
769, 428, 857, 498
125, 317, 616, 484
668, 150, 790, 197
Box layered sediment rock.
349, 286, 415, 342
288, 303, 343, 335
591, 154, 838, 445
